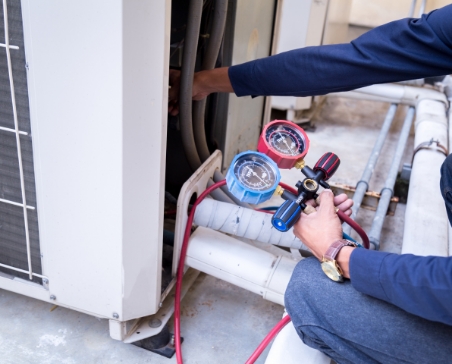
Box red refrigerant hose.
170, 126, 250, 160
174, 180, 227, 364
174, 180, 369, 364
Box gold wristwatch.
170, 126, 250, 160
321, 239, 357, 282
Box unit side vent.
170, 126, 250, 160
0, 0, 42, 282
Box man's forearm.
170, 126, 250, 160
337, 246, 354, 279
194, 67, 233, 99
350, 250, 452, 326
228, 5, 452, 98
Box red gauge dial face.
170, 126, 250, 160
265, 124, 307, 157
258, 120, 310, 168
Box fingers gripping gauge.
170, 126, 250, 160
258, 120, 310, 169
226, 151, 281, 204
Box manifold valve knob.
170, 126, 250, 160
313, 152, 340, 181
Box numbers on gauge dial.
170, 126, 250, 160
233, 155, 277, 191
265, 124, 306, 156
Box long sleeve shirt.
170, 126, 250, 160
228, 5, 452, 326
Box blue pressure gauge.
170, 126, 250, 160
226, 151, 281, 204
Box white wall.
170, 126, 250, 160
350, 0, 452, 27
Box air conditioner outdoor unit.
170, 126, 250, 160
0, 0, 169, 326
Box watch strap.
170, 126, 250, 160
324, 239, 356, 261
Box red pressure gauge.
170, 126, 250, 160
257, 120, 310, 169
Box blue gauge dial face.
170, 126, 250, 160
265, 123, 306, 156
233, 154, 277, 191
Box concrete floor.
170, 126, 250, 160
0, 94, 413, 363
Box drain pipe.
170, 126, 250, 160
343, 104, 398, 236
186, 227, 299, 306
193, 198, 308, 250
368, 107, 415, 250
330, 83, 448, 106
403, 99, 449, 256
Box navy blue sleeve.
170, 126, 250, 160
350, 248, 452, 325
228, 5, 452, 97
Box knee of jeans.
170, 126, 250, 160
440, 154, 452, 180
284, 257, 322, 311
441, 155, 452, 204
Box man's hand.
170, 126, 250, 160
293, 190, 355, 278
168, 68, 233, 116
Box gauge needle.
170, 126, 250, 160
246, 166, 269, 186
278, 132, 295, 156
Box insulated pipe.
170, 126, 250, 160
179, 0, 203, 171
343, 104, 398, 236
403, 100, 449, 256
194, 198, 308, 250
369, 107, 415, 250
186, 227, 298, 306
193, 0, 228, 162
330, 83, 448, 107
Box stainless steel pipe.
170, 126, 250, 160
368, 107, 415, 249
343, 104, 398, 235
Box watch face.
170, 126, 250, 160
321, 261, 344, 282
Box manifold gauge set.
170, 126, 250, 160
225, 119, 341, 232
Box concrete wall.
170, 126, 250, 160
350, 0, 452, 27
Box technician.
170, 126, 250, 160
169, 5, 452, 363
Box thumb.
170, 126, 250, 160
318, 189, 336, 215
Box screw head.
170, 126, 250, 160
42, 278, 49, 284
49, 295, 56, 300
148, 318, 162, 328
112, 312, 119, 319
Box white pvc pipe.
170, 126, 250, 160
265, 314, 330, 364
402, 99, 449, 256
186, 227, 298, 306
194, 198, 308, 250
330, 83, 448, 106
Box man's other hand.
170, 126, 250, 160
293, 190, 348, 260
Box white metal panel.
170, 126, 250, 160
271, 0, 329, 112
121, 0, 170, 320
222, 0, 276, 170
19, 0, 169, 320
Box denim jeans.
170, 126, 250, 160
284, 154, 452, 364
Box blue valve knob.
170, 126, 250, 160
272, 200, 302, 232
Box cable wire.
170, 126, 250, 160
245, 315, 292, 364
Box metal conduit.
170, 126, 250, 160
343, 104, 398, 235
408, 0, 417, 17
368, 107, 415, 250
418, 0, 427, 17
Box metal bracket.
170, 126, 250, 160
172, 150, 222, 277
411, 138, 448, 165
121, 268, 200, 344
329, 182, 399, 216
